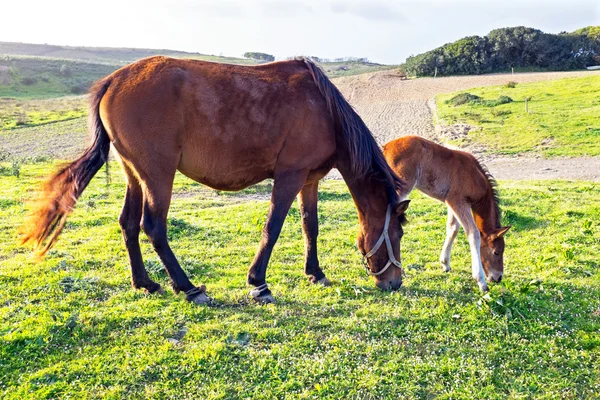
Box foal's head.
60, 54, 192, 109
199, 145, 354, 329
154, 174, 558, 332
356, 200, 410, 291
480, 226, 511, 282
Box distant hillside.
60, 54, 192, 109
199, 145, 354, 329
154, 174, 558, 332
404, 26, 600, 77
0, 42, 395, 98
0, 42, 256, 65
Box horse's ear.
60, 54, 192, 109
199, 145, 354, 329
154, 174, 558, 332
395, 200, 410, 215
491, 225, 511, 239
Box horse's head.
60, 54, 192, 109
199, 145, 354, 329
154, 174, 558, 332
480, 226, 511, 282
356, 200, 410, 290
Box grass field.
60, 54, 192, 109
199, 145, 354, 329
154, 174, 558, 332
436, 76, 600, 157
1, 163, 599, 398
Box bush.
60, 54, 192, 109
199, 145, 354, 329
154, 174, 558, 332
505, 81, 518, 88
446, 93, 482, 106
70, 82, 90, 94
20, 77, 37, 85
485, 96, 514, 107
59, 64, 72, 77
243, 52, 275, 62
404, 25, 600, 76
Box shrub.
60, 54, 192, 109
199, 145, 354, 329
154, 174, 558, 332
59, 64, 72, 77
485, 96, 514, 107
20, 77, 37, 85
243, 52, 275, 62
505, 81, 518, 88
446, 93, 482, 106
70, 82, 90, 94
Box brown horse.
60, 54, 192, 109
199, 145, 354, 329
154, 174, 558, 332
383, 136, 510, 292
20, 57, 410, 304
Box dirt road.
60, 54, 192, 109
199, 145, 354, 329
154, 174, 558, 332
332, 69, 600, 181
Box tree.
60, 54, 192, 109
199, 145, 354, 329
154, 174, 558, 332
243, 52, 275, 62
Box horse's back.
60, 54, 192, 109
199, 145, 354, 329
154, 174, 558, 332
98, 57, 336, 190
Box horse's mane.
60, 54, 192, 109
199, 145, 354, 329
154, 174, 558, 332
302, 58, 404, 205
473, 157, 501, 228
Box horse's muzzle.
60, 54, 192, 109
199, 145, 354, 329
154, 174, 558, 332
376, 278, 403, 291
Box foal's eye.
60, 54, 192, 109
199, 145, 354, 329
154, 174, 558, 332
493, 251, 500, 256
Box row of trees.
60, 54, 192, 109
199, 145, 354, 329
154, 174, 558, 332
244, 53, 372, 64
404, 26, 600, 76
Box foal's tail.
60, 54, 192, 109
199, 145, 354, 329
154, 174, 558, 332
19, 79, 112, 256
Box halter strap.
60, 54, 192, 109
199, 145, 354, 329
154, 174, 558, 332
361, 205, 404, 277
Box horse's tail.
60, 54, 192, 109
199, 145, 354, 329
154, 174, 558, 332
302, 58, 403, 200
19, 79, 112, 256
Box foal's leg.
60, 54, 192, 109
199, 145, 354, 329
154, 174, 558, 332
298, 181, 330, 286
447, 201, 488, 292
439, 207, 460, 273
141, 176, 209, 304
119, 174, 162, 294
247, 170, 308, 303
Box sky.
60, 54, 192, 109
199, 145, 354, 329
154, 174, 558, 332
1, 0, 599, 64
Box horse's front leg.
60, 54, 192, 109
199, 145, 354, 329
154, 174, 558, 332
298, 181, 330, 286
247, 170, 308, 303
448, 202, 488, 292
440, 207, 460, 273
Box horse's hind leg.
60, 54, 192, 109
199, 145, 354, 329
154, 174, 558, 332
140, 173, 209, 304
247, 169, 309, 303
298, 181, 330, 286
447, 200, 488, 292
119, 169, 162, 294
440, 207, 460, 273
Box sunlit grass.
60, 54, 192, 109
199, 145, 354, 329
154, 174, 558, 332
436, 75, 600, 157
1, 163, 598, 398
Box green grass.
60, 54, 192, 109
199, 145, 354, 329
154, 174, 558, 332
0, 56, 119, 99
436, 75, 600, 157
1, 163, 599, 398
0, 96, 87, 130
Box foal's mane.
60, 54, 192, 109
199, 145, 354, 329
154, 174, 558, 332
473, 157, 501, 228
302, 58, 404, 205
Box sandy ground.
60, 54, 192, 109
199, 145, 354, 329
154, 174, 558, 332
331, 69, 600, 181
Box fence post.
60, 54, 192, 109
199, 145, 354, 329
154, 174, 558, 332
434, 67, 438, 78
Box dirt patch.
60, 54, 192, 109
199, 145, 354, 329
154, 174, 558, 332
332, 69, 600, 181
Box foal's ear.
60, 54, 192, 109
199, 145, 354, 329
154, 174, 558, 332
395, 200, 410, 215
491, 225, 511, 239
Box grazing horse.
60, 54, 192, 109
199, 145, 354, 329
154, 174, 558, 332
20, 57, 410, 304
383, 136, 510, 292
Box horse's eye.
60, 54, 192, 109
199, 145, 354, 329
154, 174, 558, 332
493, 251, 500, 256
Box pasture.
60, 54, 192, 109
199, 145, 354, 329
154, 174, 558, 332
436, 76, 600, 157
1, 163, 599, 398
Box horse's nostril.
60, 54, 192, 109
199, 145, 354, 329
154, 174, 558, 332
496, 275, 503, 283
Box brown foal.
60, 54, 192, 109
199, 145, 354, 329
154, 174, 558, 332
383, 136, 510, 292
20, 57, 409, 304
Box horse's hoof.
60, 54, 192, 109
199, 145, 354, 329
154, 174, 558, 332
478, 282, 489, 292
317, 277, 331, 286
253, 293, 276, 304
153, 286, 166, 295
190, 292, 211, 305
440, 262, 451, 273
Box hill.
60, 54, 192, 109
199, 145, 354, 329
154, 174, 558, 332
0, 42, 395, 99
0, 41, 255, 66
404, 26, 600, 77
